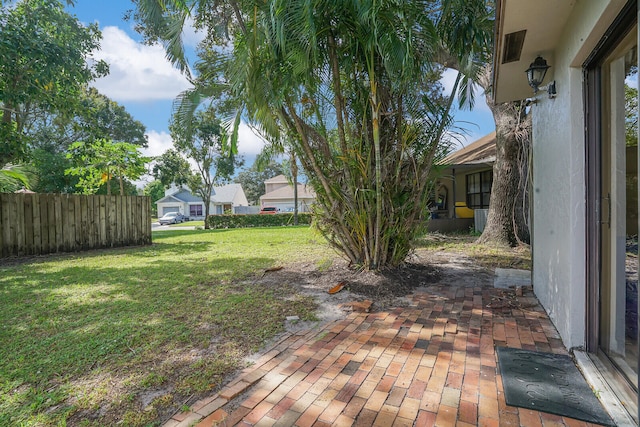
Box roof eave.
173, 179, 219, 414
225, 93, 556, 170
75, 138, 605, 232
493, 0, 575, 103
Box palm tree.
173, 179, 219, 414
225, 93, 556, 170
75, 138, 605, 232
132, 0, 493, 269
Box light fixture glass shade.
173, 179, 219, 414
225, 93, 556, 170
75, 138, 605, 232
525, 56, 550, 92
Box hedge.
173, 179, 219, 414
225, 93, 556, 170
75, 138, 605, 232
206, 213, 313, 229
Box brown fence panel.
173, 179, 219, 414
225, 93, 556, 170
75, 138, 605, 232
0, 193, 152, 258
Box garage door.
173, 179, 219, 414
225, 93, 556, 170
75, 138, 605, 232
162, 206, 179, 215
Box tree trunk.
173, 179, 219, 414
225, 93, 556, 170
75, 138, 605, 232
291, 152, 298, 225
202, 186, 212, 229
476, 78, 531, 246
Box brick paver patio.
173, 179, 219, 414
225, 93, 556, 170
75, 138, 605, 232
164, 283, 607, 427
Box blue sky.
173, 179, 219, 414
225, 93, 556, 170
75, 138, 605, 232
67, 0, 496, 183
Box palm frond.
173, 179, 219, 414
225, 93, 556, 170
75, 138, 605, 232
0, 163, 32, 192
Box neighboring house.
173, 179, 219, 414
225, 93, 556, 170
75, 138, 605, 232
155, 183, 249, 219
429, 132, 496, 232
259, 174, 316, 212
494, 0, 638, 423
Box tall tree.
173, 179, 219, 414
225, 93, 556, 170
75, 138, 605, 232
436, 1, 532, 247
151, 149, 193, 189
133, 0, 488, 269
170, 108, 243, 228
27, 87, 147, 193
0, 0, 107, 166
475, 69, 531, 246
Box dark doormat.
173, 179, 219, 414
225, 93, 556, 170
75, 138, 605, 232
497, 347, 616, 426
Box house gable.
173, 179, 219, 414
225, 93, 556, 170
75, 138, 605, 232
155, 193, 187, 204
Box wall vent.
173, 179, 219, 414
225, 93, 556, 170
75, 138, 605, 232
502, 30, 527, 64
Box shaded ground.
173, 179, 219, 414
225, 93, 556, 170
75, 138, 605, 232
253, 247, 500, 332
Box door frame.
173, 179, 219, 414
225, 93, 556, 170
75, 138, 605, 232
584, 0, 638, 419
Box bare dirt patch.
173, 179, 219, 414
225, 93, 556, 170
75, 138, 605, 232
252, 247, 500, 333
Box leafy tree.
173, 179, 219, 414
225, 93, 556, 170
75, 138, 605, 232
151, 149, 192, 188
30, 146, 78, 193
0, 0, 107, 165
169, 108, 243, 228
66, 139, 150, 195
235, 161, 285, 205
25, 88, 147, 193
68, 87, 148, 147
133, 0, 488, 269
144, 180, 166, 216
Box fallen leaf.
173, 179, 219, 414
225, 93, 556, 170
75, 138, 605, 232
328, 281, 346, 294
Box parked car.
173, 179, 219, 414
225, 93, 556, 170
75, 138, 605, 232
259, 206, 278, 214
158, 212, 185, 224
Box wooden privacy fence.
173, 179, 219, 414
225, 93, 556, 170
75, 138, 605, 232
0, 193, 152, 258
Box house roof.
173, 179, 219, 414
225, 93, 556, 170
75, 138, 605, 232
210, 183, 243, 203
264, 174, 289, 184
156, 189, 201, 204
493, 0, 576, 103
260, 183, 316, 201
441, 132, 496, 167
156, 184, 244, 205
156, 192, 187, 204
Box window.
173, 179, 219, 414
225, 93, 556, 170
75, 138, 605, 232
466, 171, 492, 209
189, 204, 203, 217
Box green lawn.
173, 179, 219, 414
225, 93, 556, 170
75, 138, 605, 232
0, 227, 329, 426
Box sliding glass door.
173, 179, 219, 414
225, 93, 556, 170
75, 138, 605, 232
586, 3, 638, 421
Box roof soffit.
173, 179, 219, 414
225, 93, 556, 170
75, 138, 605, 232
494, 0, 576, 103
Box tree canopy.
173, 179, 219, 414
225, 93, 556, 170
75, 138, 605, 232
66, 139, 150, 195
235, 161, 285, 205
154, 107, 243, 227
29, 87, 148, 193
133, 0, 493, 268
0, 0, 108, 166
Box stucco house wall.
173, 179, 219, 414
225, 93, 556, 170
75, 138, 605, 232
436, 133, 496, 221
525, 0, 628, 350
260, 175, 316, 212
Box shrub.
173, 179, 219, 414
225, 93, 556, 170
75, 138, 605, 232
206, 213, 313, 229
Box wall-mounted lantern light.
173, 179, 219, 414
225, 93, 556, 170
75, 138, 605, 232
525, 56, 557, 98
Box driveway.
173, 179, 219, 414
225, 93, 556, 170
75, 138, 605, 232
152, 222, 197, 231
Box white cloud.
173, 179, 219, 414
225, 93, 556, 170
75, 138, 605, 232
440, 68, 459, 97
91, 26, 191, 102
237, 122, 267, 156
142, 130, 174, 158
141, 124, 265, 164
